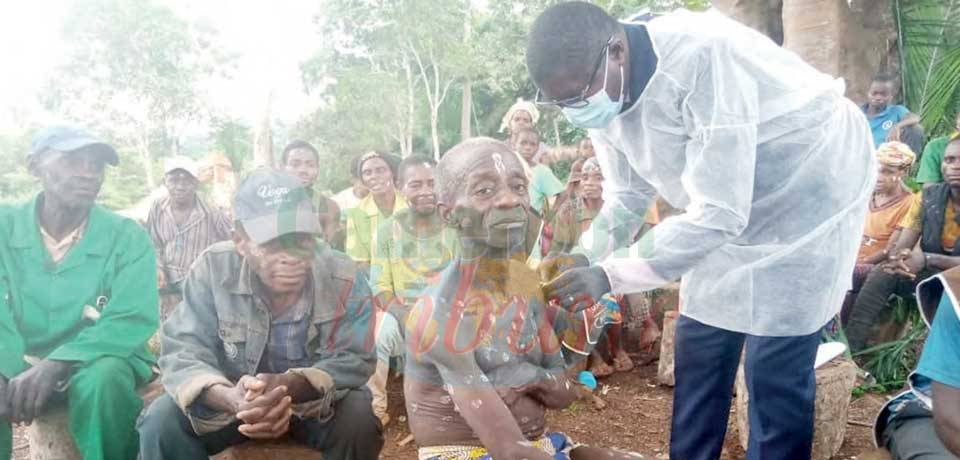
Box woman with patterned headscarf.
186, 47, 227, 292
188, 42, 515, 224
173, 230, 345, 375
839, 141, 916, 323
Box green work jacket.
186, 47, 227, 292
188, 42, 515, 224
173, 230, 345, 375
0, 194, 158, 379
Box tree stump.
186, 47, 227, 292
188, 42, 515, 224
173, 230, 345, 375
212, 440, 321, 460
734, 357, 858, 460
657, 310, 679, 386
24, 381, 164, 460
25, 410, 79, 460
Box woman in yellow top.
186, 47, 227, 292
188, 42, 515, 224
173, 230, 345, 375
345, 152, 407, 264
839, 141, 916, 323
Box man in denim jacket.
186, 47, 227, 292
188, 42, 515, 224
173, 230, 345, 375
138, 169, 382, 460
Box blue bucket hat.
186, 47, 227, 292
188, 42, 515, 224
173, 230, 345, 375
28, 125, 119, 166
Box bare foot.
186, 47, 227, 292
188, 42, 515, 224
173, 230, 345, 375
588, 354, 613, 378
638, 318, 661, 352
612, 349, 634, 372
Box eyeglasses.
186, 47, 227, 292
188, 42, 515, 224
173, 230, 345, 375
535, 36, 614, 109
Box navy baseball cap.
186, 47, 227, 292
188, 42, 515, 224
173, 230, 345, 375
28, 125, 119, 166
234, 169, 321, 244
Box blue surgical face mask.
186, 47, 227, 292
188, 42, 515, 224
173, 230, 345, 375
562, 48, 625, 129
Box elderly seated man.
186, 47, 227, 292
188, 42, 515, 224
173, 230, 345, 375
0, 125, 159, 460
872, 267, 960, 459
404, 138, 640, 460
137, 169, 382, 460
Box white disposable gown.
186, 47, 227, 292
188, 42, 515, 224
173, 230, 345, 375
577, 9, 876, 336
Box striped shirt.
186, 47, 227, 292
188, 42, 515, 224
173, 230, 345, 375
147, 196, 232, 284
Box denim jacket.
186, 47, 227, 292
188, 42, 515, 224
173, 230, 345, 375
158, 241, 376, 433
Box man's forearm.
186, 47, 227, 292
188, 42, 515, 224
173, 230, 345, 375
199, 383, 238, 414
927, 254, 960, 271
280, 373, 320, 403
890, 228, 921, 255
861, 250, 888, 265
900, 113, 921, 127
528, 374, 577, 409
933, 382, 960, 456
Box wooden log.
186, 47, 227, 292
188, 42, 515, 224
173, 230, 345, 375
735, 357, 858, 460
212, 440, 321, 460
657, 310, 679, 386
25, 381, 164, 460
25, 410, 79, 460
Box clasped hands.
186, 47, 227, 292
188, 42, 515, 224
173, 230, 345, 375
221, 373, 310, 440
882, 247, 926, 280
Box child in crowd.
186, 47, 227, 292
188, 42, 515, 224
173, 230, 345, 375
862, 73, 921, 148
513, 128, 569, 216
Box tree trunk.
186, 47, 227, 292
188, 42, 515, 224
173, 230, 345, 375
409, 42, 452, 161
710, 0, 784, 45
461, 3, 472, 140
137, 131, 156, 189
461, 78, 472, 140
253, 93, 274, 169
403, 52, 415, 157
712, 0, 898, 105
430, 106, 441, 162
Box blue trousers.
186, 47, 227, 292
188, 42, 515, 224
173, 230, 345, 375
670, 315, 819, 460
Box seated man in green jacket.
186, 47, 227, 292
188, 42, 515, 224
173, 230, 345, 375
138, 169, 382, 460
0, 125, 159, 460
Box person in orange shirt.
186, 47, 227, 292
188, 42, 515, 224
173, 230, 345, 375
839, 142, 916, 324
846, 139, 960, 352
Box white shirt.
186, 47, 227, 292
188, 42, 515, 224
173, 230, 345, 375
577, 9, 876, 336
332, 187, 363, 212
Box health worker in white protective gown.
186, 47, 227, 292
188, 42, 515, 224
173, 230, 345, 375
528, 3, 875, 460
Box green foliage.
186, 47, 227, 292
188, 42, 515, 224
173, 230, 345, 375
210, 116, 253, 171
896, 0, 960, 137
299, 0, 711, 188
853, 296, 928, 391
98, 149, 154, 210
0, 130, 40, 205
38, 0, 229, 206
551, 159, 574, 182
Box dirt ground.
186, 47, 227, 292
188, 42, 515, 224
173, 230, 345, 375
374, 350, 889, 460
11, 350, 889, 460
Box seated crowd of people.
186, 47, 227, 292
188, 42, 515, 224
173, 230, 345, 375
0, 74, 958, 460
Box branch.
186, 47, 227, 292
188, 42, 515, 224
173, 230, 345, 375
438, 77, 456, 108
407, 39, 435, 107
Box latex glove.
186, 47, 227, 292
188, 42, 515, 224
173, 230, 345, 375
542, 265, 612, 313
538, 253, 590, 284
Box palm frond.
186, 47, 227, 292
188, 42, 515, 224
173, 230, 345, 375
897, 0, 960, 136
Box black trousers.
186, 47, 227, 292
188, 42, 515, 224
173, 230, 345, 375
845, 265, 937, 352
138, 389, 383, 460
